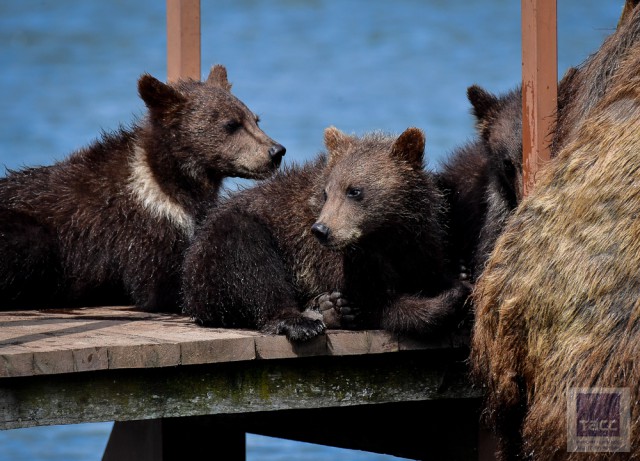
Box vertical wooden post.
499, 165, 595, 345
166, 0, 201, 82
521, 0, 557, 197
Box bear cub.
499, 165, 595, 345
0, 65, 285, 311
182, 126, 470, 341
437, 85, 522, 283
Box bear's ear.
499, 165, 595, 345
467, 85, 498, 122
391, 127, 425, 168
324, 126, 353, 166
618, 0, 640, 28
206, 65, 232, 91
138, 74, 186, 111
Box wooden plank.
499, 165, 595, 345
254, 333, 329, 359
0, 345, 34, 377
166, 0, 201, 82
108, 343, 181, 370
180, 336, 257, 365
0, 308, 461, 378
326, 330, 397, 355
74, 346, 109, 373
521, 0, 558, 197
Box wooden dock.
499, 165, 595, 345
0, 306, 489, 460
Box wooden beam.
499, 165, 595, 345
166, 0, 201, 82
0, 350, 478, 430
521, 0, 557, 197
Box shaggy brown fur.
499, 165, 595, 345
0, 65, 285, 311
470, 31, 640, 461
552, 0, 640, 153
182, 127, 470, 341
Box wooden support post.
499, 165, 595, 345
166, 0, 201, 82
103, 419, 246, 461
521, 0, 557, 197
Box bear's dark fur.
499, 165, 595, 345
182, 127, 470, 341
0, 65, 285, 311
437, 85, 522, 282
471, 3, 640, 459
435, 139, 489, 282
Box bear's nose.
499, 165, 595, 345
269, 144, 286, 166
311, 222, 330, 242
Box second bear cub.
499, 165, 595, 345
182, 127, 470, 341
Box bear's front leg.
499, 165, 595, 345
303, 291, 364, 330
262, 308, 326, 342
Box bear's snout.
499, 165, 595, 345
269, 144, 286, 167
311, 222, 330, 243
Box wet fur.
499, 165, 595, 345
182, 128, 470, 341
0, 65, 284, 311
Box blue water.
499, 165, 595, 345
0, 1, 622, 459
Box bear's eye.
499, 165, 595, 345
224, 119, 242, 133
322, 190, 328, 202
346, 187, 363, 200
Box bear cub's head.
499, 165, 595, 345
137, 64, 285, 182
311, 126, 426, 250
467, 85, 522, 206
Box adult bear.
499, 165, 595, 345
471, 20, 640, 461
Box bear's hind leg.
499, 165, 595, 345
182, 210, 325, 341
0, 208, 62, 309
381, 280, 472, 338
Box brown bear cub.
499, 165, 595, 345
0, 65, 285, 312
441, 1, 640, 285
437, 85, 522, 283
439, 60, 618, 283
182, 127, 471, 341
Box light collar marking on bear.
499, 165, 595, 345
128, 145, 195, 237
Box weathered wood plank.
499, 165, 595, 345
73, 346, 109, 373
326, 330, 397, 355
180, 335, 257, 365
0, 307, 457, 378
0, 345, 35, 377
0, 307, 475, 434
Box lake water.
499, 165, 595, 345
0, 1, 622, 460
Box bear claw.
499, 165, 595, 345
276, 317, 326, 342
